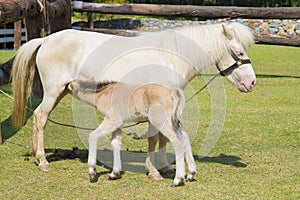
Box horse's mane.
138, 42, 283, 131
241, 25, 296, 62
72, 80, 116, 93
229, 22, 255, 48
140, 22, 254, 72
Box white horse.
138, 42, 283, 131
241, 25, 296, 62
11, 22, 256, 179
67, 80, 196, 186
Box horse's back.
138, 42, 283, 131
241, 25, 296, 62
35, 29, 116, 88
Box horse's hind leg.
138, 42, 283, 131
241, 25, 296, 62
32, 101, 53, 172
32, 90, 67, 172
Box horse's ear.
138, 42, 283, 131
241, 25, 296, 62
222, 24, 235, 40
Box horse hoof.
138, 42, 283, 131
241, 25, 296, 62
148, 172, 164, 181
161, 168, 175, 178
39, 164, 51, 172
186, 172, 197, 182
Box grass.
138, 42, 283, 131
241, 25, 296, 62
0, 44, 299, 199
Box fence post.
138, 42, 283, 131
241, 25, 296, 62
14, 21, 22, 51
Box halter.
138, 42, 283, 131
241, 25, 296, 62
216, 49, 251, 76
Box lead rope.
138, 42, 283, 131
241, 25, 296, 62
186, 73, 220, 103
0, 88, 147, 130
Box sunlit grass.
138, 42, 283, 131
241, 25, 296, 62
0, 45, 299, 199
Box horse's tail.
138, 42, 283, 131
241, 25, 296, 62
12, 37, 44, 128
171, 88, 185, 131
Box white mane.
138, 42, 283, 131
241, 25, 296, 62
229, 22, 255, 48
139, 22, 254, 74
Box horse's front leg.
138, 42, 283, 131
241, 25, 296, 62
32, 104, 51, 172
158, 133, 175, 176
146, 123, 163, 180
109, 128, 122, 180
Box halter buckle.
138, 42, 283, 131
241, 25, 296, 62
236, 60, 243, 66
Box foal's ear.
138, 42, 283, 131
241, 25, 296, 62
222, 24, 235, 40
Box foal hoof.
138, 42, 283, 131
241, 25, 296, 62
108, 172, 122, 180
170, 177, 185, 187
38, 164, 51, 172
186, 172, 197, 182
89, 173, 97, 183
170, 181, 185, 188
148, 172, 164, 181
186, 177, 197, 182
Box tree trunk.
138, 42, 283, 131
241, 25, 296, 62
254, 34, 300, 47
0, 0, 68, 26
49, 0, 71, 33
0, 0, 39, 26
74, 3, 300, 19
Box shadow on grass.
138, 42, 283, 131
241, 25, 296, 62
1, 98, 41, 143
197, 153, 247, 168
35, 148, 246, 173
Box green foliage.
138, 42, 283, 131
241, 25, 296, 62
0, 50, 15, 63
0, 45, 300, 199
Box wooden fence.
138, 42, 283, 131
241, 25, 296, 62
73, 2, 300, 46
0, 26, 26, 49
73, 2, 300, 19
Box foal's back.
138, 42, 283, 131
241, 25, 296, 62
68, 80, 182, 123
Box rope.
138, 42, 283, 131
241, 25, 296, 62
186, 73, 220, 103
0, 88, 147, 130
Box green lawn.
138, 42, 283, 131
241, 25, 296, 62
0, 45, 299, 199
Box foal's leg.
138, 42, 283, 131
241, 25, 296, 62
88, 119, 120, 182
146, 123, 163, 180
156, 122, 185, 187
109, 128, 122, 180
181, 130, 197, 181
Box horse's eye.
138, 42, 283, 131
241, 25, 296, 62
239, 52, 244, 57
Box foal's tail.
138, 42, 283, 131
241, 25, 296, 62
171, 88, 185, 130
11, 38, 44, 128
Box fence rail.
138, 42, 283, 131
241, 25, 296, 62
73, 2, 300, 19
0, 28, 26, 44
